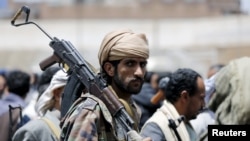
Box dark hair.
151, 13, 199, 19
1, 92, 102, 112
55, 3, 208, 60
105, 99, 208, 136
144, 71, 154, 83
165, 68, 201, 103
101, 60, 120, 84
156, 71, 172, 84
6, 69, 30, 98
0, 72, 7, 83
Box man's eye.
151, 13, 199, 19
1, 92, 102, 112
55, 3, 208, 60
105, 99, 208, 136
127, 62, 134, 66
140, 62, 147, 68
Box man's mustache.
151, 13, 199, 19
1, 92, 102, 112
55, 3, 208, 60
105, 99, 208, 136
129, 76, 144, 82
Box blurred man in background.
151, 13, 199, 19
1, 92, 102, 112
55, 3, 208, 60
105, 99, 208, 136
0, 69, 30, 141
190, 63, 224, 138
132, 71, 171, 130
0, 70, 7, 99
141, 68, 205, 141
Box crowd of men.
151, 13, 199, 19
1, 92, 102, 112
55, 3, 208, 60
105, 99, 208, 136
0, 28, 249, 141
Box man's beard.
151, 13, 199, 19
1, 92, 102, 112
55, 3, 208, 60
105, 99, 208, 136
113, 72, 143, 94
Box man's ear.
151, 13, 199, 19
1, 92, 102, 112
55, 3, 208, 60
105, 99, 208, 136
180, 90, 189, 101
53, 88, 62, 102
103, 62, 115, 76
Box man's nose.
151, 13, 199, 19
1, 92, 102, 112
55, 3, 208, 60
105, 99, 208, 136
134, 66, 144, 78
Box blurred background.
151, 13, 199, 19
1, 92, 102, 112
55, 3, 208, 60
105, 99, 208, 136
0, 0, 250, 77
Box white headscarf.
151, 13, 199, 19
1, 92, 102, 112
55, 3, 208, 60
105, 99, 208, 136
204, 74, 216, 105
35, 70, 68, 116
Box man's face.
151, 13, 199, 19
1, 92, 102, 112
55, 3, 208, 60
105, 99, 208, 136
113, 57, 147, 94
186, 77, 205, 120
55, 86, 65, 111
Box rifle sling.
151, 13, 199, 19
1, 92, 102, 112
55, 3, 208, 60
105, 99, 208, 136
61, 73, 84, 118
40, 117, 60, 140
119, 99, 139, 131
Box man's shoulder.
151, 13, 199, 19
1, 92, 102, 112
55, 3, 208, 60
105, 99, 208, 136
60, 94, 114, 140
61, 94, 113, 126
62, 95, 100, 118
68, 94, 107, 112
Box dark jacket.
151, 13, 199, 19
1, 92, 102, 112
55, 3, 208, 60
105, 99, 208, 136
132, 83, 162, 129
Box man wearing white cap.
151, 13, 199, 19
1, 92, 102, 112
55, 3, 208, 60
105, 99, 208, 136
13, 70, 68, 141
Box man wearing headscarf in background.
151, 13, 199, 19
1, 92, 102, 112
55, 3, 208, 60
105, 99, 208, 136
21, 66, 61, 124
60, 29, 152, 141
12, 70, 68, 141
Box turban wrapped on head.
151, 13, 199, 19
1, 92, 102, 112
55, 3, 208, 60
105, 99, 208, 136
35, 70, 68, 116
98, 29, 149, 66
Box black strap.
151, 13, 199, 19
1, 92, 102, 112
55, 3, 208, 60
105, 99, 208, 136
169, 119, 182, 141
61, 73, 84, 118
8, 105, 22, 141
168, 116, 185, 141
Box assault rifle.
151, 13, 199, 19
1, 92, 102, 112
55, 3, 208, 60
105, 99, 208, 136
11, 6, 143, 140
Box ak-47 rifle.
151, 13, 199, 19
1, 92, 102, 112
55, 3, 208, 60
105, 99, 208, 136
11, 6, 143, 141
